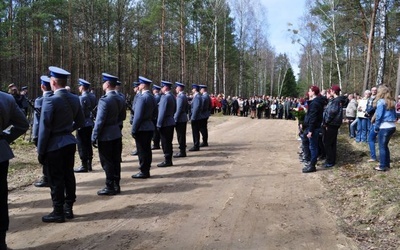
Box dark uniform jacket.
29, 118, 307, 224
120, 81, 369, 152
200, 92, 211, 119
131, 90, 156, 134
323, 96, 346, 127
0, 92, 29, 162
174, 91, 188, 123
32, 91, 53, 142
92, 90, 126, 142
157, 91, 176, 128
80, 91, 97, 128
37, 89, 85, 155
191, 92, 202, 121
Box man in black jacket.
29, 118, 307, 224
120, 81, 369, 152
301, 86, 325, 173
322, 85, 346, 168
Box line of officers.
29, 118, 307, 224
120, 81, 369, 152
22, 66, 212, 224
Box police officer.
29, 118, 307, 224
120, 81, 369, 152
157, 81, 176, 167
131, 76, 157, 178
174, 82, 189, 157
189, 84, 202, 151
75, 78, 97, 173
199, 85, 211, 147
0, 91, 29, 250
115, 80, 125, 130
92, 73, 126, 195
32, 76, 53, 187
130, 82, 141, 156
152, 84, 162, 150
37, 66, 84, 223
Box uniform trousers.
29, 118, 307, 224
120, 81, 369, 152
199, 118, 208, 144
323, 125, 339, 165
77, 126, 93, 162
45, 144, 76, 209
191, 120, 201, 149
159, 126, 174, 162
175, 122, 187, 153
0, 161, 9, 232
152, 120, 161, 147
135, 131, 153, 174
98, 138, 122, 187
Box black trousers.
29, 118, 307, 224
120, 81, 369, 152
159, 126, 174, 162
323, 125, 339, 165
98, 138, 122, 187
191, 120, 201, 149
152, 120, 160, 147
0, 161, 9, 232
175, 122, 187, 153
77, 126, 93, 162
199, 118, 208, 144
45, 144, 76, 209
135, 131, 153, 174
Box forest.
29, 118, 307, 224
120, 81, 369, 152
0, 0, 399, 99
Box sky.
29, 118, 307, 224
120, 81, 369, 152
260, 0, 307, 77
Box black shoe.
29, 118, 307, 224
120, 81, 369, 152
97, 186, 116, 196
174, 152, 187, 158
324, 163, 335, 168
42, 211, 65, 223
34, 177, 49, 188
64, 204, 74, 219
151, 145, 161, 150
188, 147, 199, 152
131, 172, 150, 179
199, 142, 208, 147
157, 161, 173, 167
131, 150, 138, 156
302, 165, 317, 173
74, 166, 89, 173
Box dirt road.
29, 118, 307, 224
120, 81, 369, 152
7, 116, 358, 249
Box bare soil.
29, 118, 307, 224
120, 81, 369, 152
7, 116, 359, 249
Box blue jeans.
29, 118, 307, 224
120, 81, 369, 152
378, 127, 396, 169
368, 124, 378, 160
356, 118, 368, 142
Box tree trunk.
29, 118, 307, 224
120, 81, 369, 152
375, 0, 387, 86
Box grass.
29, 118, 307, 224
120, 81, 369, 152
320, 123, 400, 250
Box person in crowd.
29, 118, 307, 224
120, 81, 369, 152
270, 100, 277, 119
301, 86, 325, 173
174, 82, 189, 158
231, 97, 238, 116
75, 79, 97, 173
92, 73, 126, 195
367, 112, 378, 163
345, 93, 357, 138
238, 97, 244, 116
8, 83, 28, 115
277, 100, 284, 119
373, 85, 397, 171
396, 95, 400, 122
199, 85, 211, 147
250, 96, 257, 119
243, 98, 249, 117
356, 90, 370, 142
156, 81, 176, 167
131, 76, 157, 178
32, 76, 53, 187
322, 85, 346, 168
264, 96, 271, 119
151, 84, 162, 150
37, 66, 84, 223
130, 82, 141, 156
221, 95, 228, 115
189, 84, 202, 151
256, 96, 263, 119
0, 90, 29, 250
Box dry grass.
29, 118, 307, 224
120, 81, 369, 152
320, 124, 400, 250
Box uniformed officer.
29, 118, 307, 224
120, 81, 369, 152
130, 82, 141, 156
189, 84, 202, 151
92, 73, 126, 195
174, 82, 189, 157
37, 66, 84, 223
75, 78, 97, 173
199, 85, 211, 147
152, 84, 162, 150
131, 76, 157, 178
32, 76, 53, 187
157, 81, 176, 167
115, 80, 126, 130
0, 91, 29, 250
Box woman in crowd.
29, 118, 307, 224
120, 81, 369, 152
373, 85, 397, 171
